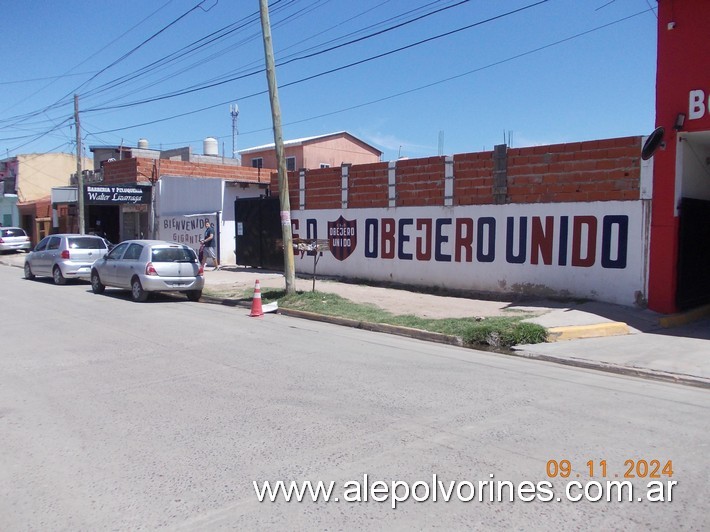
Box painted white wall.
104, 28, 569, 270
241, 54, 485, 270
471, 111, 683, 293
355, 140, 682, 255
157, 175, 222, 215
291, 201, 649, 306
154, 175, 265, 265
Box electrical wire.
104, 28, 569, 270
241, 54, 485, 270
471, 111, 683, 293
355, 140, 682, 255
85, 8, 652, 144
5, 1, 653, 157
0, 0, 213, 129
84, 0, 495, 112
0, 0, 445, 127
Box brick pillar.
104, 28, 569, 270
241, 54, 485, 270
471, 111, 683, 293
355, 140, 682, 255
388, 161, 396, 208
341, 163, 350, 209
299, 168, 306, 210
493, 144, 508, 204
444, 155, 454, 206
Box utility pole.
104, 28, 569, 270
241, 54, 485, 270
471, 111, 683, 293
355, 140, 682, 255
259, 0, 295, 294
74, 94, 85, 235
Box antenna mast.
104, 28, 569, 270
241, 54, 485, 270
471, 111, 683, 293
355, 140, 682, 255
230, 103, 239, 160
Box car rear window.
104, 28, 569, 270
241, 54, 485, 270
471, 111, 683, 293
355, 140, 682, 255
67, 237, 108, 250
1, 228, 27, 238
151, 247, 196, 263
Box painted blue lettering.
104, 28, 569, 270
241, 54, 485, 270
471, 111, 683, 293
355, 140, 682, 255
477, 217, 496, 262
558, 216, 569, 266
506, 217, 527, 264
435, 219, 452, 262
601, 215, 628, 269
364, 218, 378, 258
398, 218, 413, 260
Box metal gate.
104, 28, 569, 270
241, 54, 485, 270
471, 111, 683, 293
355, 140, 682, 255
676, 197, 710, 309
234, 197, 283, 270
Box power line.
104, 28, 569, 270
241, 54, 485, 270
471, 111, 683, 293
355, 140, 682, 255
86, 7, 651, 144
5, 2, 653, 156
85, 0, 509, 112
7, 0, 462, 120
0, 0, 211, 129
0, 0, 299, 131
0, 72, 96, 86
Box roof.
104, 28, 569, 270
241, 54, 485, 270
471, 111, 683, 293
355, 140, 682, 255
238, 131, 382, 156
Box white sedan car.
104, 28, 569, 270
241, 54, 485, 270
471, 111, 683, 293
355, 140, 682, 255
0, 226, 31, 253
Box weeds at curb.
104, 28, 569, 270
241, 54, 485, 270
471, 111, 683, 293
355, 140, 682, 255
261, 289, 547, 348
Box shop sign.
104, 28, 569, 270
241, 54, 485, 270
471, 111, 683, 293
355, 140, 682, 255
85, 185, 151, 205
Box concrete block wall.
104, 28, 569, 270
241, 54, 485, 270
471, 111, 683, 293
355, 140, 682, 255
271, 136, 642, 209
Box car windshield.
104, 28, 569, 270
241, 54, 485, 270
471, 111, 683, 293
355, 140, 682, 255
68, 237, 107, 250
1, 228, 26, 237
151, 247, 196, 263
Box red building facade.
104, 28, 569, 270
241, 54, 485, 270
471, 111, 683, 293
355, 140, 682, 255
648, 0, 710, 312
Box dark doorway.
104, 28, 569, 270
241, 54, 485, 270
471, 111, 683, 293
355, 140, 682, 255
234, 197, 283, 270
87, 205, 120, 244
676, 197, 710, 309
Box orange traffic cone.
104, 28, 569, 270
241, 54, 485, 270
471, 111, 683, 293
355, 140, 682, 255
249, 279, 264, 317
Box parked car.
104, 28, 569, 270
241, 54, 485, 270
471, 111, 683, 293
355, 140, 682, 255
0, 226, 31, 253
90, 240, 204, 302
24, 234, 109, 284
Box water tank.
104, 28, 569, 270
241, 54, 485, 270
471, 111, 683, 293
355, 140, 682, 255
137, 138, 149, 149
203, 137, 219, 156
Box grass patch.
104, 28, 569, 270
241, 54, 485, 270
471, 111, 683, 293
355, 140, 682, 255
262, 289, 547, 348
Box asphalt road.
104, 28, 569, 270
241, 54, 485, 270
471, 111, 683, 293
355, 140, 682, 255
0, 264, 708, 530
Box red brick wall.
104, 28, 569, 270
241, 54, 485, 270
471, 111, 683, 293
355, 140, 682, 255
349, 162, 389, 208
268, 171, 301, 209
453, 151, 496, 205
102, 157, 270, 185
102, 158, 142, 185
304, 166, 341, 209
506, 137, 641, 203
396, 157, 447, 207
277, 136, 642, 210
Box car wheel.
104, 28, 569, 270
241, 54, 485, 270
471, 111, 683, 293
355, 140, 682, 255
24, 262, 35, 280
131, 278, 148, 302
91, 270, 105, 294
186, 290, 202, 302
53, 266, 67, 285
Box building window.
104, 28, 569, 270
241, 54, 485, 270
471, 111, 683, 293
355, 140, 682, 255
286, 156, 296, 172
252, 158, 263, 169
320, 163, 330, 169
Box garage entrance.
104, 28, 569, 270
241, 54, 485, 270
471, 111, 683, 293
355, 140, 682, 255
676, 133, 710, 309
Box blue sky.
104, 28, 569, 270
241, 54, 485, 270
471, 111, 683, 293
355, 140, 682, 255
0, 0, 658, 163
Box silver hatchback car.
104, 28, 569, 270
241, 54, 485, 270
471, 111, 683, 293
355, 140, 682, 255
24, 234, 109, 284
90, 240, 204, 302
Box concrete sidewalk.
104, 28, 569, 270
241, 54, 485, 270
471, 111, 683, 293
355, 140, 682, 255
3, 253, 709, 388
199, 265, 710, 389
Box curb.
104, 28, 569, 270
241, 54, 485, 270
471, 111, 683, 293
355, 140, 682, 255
658, 303, 710, 328
511, 350, 710, 390
277, 308, 464, 346
546, 322, 630, 342
5, 256, 702, 390
200, 294, 705, 389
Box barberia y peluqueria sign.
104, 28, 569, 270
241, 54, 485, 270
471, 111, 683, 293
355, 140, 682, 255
84, 185, 151, 205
